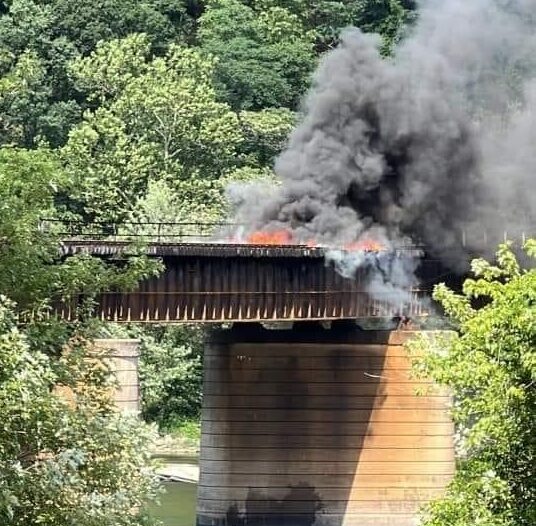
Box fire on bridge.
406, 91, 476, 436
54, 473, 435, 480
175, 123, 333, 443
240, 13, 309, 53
57, 239, 434, 323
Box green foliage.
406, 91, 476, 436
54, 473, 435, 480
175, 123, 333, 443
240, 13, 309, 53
410, 242, 536, 526
132, 177, 231, 225
61, 107, 157, 222
0, 113, 163, 526
48, 0, 192, 55
0, 298, 160, 525
0, 0, 196, 147
0, 147, 63, 307
64, 35, 242, 222
0, 0, 417, 148
69, 33, 152, 103
0, 1, 80, 147
349, 0, 416, 54
238, 108, 295, 167
123, 106, 293, 224
104, 324, 204, 427
248, 0, 416, 53
138, 325, 204, 426
200, 0, 316, 110
170, 419, 201, 442
0, 47, 80, 147
0, 0, 417, 219
0, 146, 162, 313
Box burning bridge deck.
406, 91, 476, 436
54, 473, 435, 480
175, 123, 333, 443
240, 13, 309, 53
59, 241, 430, 323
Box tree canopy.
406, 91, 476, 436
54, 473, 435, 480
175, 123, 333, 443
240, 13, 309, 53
411, 242, 536, 526
0, 299, 160, 525
0, 0, 417, 223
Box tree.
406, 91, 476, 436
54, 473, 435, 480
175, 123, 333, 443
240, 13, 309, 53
0, 298, 160, 525
0, 144, 164, 524
0, 1, 82, 147
247, 0, 416, 53
129, 178, 231, 226
348, 0, 416, 54
64, 34, 243, 222
0, 45, 80, 147
0, 147, 65, 307
0, 0, 197, 147
137, 325, 204, 427
199, 0, 316, 110
410, 241, 536, 526
0, 146, 161, 312
47, 0, 194, 55
237, 108, 295, 167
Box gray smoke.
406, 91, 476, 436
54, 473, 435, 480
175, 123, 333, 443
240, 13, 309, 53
229, 0, 536, 307
326, 248, 422, 312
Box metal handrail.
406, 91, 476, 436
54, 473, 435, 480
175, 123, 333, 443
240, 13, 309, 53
40, 219, 236, 227
39, 218, 533, 247
39, 218, 238, 243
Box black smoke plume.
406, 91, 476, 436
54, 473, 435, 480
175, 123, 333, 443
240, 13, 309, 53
229, 0, 536, 305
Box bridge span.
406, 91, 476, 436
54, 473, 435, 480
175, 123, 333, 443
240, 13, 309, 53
58, 240, 437, 324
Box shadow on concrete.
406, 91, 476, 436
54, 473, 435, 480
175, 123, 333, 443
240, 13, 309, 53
225, 484, 323, 526
197, 322, 390, 526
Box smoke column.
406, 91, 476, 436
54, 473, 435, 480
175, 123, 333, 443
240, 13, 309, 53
229, 0, 536, 306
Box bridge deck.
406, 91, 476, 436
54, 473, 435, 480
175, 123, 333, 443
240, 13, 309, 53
57, 241, 432, 323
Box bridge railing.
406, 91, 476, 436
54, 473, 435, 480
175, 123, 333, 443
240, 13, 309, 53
40, 218, 533, 248
39, 219, 237, 243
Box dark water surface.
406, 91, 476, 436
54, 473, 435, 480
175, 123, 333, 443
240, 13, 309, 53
152, 482, 197, 526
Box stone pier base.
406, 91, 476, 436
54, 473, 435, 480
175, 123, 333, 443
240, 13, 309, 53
94, 339, 141, 414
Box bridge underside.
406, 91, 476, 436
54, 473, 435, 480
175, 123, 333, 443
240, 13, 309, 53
58, 242, 437, 323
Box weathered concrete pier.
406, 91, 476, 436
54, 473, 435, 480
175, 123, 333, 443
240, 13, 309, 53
94, 339, 141, 414
198, 323, 453, 526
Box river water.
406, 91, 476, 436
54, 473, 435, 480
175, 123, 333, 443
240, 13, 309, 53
152, 482, 197, 526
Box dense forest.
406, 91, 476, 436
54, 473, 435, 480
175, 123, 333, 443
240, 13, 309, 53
0, 1, 534, 526
0, 0, 416, 426
0, 0, 415, 226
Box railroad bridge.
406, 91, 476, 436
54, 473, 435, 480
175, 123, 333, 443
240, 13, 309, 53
59, 239, 434, 323
53, 221, 456, 526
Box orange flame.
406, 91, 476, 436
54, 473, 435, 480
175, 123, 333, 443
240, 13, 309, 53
246, 230, 293, 245
242, 229, 385, 251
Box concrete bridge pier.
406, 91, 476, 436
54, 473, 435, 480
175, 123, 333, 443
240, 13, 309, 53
197, 323, 454, 526
94, 339, 141, 414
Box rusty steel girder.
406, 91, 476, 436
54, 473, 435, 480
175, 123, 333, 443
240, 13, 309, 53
57, 241, 431, 323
